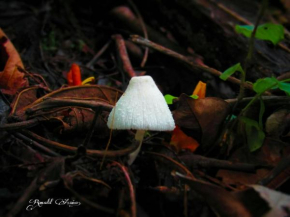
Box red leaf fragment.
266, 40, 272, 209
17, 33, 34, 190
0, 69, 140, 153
170, 125, 199, 152
67, 63, 82, 86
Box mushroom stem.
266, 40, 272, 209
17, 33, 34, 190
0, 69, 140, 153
128, 130, 146, 165
135, 130, 146, 142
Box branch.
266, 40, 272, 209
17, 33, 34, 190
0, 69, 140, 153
130, 35, 271, 95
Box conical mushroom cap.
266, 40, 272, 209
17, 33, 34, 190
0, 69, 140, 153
107, 76, 175, 131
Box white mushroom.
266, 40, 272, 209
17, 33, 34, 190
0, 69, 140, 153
107, 75, 175, 164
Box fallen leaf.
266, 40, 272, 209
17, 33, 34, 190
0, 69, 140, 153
251, 185, 290, 217
170, 125, 199, 152
217, 137, 287, 187
266, 109, 290, 139
12, 85, 122, 119
10, 85, 122, 137
173, 94, 230, 149
0, 28, 28, 94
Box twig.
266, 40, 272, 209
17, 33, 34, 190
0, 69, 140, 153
6, 178, 39, 217
13, 132, 60, 157
173, 172, 252, 217
110, 6, 199, 59
6, 159, 64, 217
100, 92, 119, 169
209, 0, 252, 25
146, 151, 192, 216
63, 174, 115, 214
82, 107, 102, 148
26, 98, 113, 114
17, 66, 51, 91
112, 34, 137, 77
67, 171, 112, 189
0, 119, 40, 131
128, 0, 149, 67
111, 161, 136, 217
195, 170, 237, 191
225, 96, 290, 109
179, 154, 268, 173
20, 129, 140, 158
130, 35, 271, 95
86, 40, 112, 68
258, 155, 290, 189
145, 151, 195, 179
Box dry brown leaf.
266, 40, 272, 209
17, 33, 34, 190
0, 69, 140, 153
217, 137, 288, 187
173, 94, 230, 149
265, 109, 290, 139
0, 28, 28, 94
10, 85, 122, 137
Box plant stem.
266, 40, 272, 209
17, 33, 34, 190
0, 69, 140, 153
245, 0, 268, 62
240, 0, 268, 101
241, 80, 285, 115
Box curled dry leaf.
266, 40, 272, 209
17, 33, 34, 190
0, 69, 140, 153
173, 94, 230, 149
0, 28, 28, 95
9, 85, 122, 136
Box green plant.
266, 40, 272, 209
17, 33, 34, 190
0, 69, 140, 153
220, 19, 289, 152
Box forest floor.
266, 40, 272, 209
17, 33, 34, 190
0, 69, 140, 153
0, 0, 290, 217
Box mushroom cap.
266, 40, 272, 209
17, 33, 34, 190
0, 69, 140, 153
107, 76, 175, 131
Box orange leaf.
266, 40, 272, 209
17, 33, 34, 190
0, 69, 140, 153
67, 63, 82, 86
170, 126, 199, 152
0, 28, 28, 94
193, 81, 207, 99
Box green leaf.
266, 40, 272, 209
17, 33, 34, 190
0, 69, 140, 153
164, 94, 178, 104
165, 94, 199, 104
240, 117, 265, 152
235, 23, 284, 45
220, 63, 245, 81
277, 81, 290, 95
189, 94, 199, 99
253, 77, 278, 94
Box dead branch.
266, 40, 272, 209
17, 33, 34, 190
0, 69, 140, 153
112, 34, 137, 77
20, 129, 140, 158
130, 35, 272, 95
